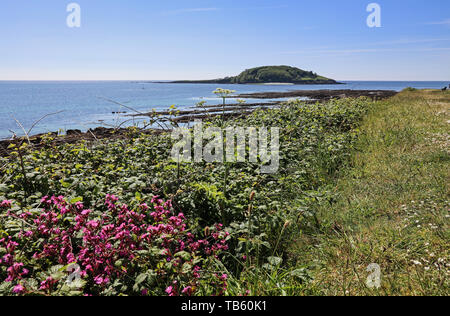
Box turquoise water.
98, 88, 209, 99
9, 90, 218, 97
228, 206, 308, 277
0, 81, 448, 139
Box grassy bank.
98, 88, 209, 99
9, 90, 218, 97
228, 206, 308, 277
0, 90, 448, 296
291, 89, 449, 295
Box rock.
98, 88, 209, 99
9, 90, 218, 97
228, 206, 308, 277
66, 129, 81, 136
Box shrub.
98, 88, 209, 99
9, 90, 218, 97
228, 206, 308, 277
0, 196, 229, 296
403, 87, 418, 92
0, 97, 375, 295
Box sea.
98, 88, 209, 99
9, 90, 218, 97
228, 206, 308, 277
0, 81, 448, 140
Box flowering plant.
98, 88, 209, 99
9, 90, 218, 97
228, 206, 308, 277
0, 195, 229, 296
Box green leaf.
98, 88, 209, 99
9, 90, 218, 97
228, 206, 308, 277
0, 184, 8, 193
60, 180, 71, 188
70, 197, 83, 204
174, 251, 191, 260
135, 273, 147, 285
267, 256, 283, 266
182, 262, 192, 274
135, 192, 142, 201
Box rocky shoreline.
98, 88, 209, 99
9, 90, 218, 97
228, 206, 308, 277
0, 89, 397, 157
0, 127, 164, 157
234, 89, 398, 100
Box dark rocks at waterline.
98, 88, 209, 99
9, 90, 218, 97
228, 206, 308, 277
189, 101, 282, 109
125, 105, 278, 118
0, 89, 400, 156
0, 127, 164, 157
66, 129, 82, 136
124, 89, 399, 124
234, 89, 398, 100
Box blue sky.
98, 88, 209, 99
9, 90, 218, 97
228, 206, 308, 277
0, 0, 449, 80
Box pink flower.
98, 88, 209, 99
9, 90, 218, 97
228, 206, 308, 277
0, 194, 229, 296
182, 286, 194, 296
86, 220, 100, 229
12, 284, 25, 294
0, 200, 12, 208
74, 201, 84, 210
165, 282, 178, 296
40, 277, 57, 292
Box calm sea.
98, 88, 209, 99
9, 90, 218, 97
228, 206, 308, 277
0, 81, 448, 139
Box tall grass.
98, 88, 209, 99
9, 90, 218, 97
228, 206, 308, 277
285, 90, 449, 296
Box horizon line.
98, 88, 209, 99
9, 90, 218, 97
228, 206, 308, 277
0, 79, 449, 83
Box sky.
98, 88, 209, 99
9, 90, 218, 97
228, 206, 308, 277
0, 0, 449, 81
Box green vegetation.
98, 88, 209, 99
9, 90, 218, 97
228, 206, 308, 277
402, 87, 418, 92
172, 65, 339, 84
0, 90, 448, 296
291, 89, 449, 295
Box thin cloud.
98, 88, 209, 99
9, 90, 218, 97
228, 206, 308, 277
162, 8, 220, 15
162, 5, 288, 16
248, 5, 289, 10
280, 37, 450, 56
280, 47, 450, 56
426, 19, 450, 26
328, 47, 450, 54
369, 38, 450, 45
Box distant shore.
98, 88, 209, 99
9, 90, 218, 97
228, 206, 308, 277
161, 80, 343, 85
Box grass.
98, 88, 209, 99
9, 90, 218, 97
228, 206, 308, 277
0, 89, 448, 296
289, 90, 449, 296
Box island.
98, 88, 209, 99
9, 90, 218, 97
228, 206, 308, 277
168, 65, 341, 85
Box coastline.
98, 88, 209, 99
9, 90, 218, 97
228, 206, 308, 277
232, 89, 398, 100
0, 89, 398, 155
0, 127, 165, 157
